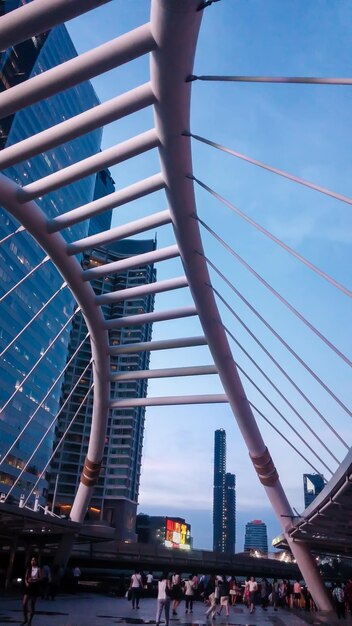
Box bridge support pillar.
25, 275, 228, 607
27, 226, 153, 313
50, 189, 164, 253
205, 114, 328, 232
53, 532, 76, 570
286, 536, 333, 611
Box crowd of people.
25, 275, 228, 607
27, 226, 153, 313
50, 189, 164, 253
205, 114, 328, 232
18, 559, 352, 625
126, 571, 352, 623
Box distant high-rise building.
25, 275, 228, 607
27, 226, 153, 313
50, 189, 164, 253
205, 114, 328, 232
213, 429, 236, 553
0, 7, 103, 504
303, 474, 325, 509
244, 519, 268, 553
48, 238, 156, 540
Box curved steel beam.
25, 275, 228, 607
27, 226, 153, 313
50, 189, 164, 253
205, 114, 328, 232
149, 0, 332, 609
0, 173, 110, 524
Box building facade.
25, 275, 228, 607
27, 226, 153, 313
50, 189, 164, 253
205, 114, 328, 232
136, 514, 192, 550
303, 473, 325, 509
0, 8, 103, 504
244, 519, 268, 554
213, 429, 236, 553
48, 238, 156, 541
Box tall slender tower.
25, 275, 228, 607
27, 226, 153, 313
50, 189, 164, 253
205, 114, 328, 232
213, 429, 226, 552
213, 429, 236, 553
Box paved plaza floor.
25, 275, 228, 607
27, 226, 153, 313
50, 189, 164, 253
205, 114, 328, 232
1, 594, 352, 626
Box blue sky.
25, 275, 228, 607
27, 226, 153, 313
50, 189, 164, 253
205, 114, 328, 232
67, 1, 352, 551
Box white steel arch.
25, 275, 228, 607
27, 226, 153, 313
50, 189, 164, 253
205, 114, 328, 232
0, 0, 342, 610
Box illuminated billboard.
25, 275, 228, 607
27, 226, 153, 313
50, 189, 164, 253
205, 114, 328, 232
164, 517, 191, 550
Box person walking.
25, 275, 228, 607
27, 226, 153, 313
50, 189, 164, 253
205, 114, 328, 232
156, 572, 171, 626
130, 570, 143, 609
332, 583, 346, 619
260, 577, 268, 610
146, 572, 154, 596
171, 572, 182, 615
204, 575, 217, 620
21, 556, 42, 625
248, 576, 258, 614
184, 574, 195, 614
217, 575, 230, 617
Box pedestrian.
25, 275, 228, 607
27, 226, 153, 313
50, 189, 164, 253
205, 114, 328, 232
204, 575, 217, 619
271, 579, 279, 611
344, 578, 352, 615
217, 575, 230, 617
72, 565, 81, 592
243, 577, 250, 607
171, 572, 182, 615
130, 570, 143, 609
248, 576, 258, 614
156, 572, 171, 626
184, 574, 195, 614
293, 580, 301, 608
21, 556, 42, 625
147, 571, 154, 596
332, 583, 346, 619
260, 577, 268, 610
40, 562, 51, 600
49, 563, 61, 600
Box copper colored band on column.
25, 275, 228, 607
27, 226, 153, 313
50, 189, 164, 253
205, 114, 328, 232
250, 447, 279, 487
80, 457, 101, 487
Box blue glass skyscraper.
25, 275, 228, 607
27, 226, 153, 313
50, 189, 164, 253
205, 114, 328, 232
303, 473, 325, 509
0, 14, 103, 503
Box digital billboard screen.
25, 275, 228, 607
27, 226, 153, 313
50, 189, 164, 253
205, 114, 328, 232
164, 517, 191, 550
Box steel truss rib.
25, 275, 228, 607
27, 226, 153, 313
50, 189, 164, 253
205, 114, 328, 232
0, 83, 155, 170
49, 174, 165, 233
149, 0, 332, 609
109, 336, 207, 355
0, 0, 111, 51
110, 394, 228, 408
83, 244, 179, 280
110, 365, 217, 381
97, 276, 188, 305
104, 306, 197, 329
0, 23, 155, 119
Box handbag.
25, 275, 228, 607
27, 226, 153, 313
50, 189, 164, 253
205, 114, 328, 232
125, 588, 132, 601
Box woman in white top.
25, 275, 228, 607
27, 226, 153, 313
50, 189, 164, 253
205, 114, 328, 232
156, 572, 171, 626
130, 570, 143, 609
248, 576, 258, 614
184, 575, 195, 614
21, 556, 42, 625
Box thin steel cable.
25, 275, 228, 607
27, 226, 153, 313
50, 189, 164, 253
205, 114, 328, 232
249, 400, 325, 477
212, 284, 348, 450
188, 133, 352, 206
196, 217, 352, 368
188, 75, 352, 85
0, 325, 87, 465
23, 382, 94, 508
0, 307, 80, 416
203, 253, 352, 419
1, 325, 86, 468
222, 319, 340, 464
0, 280, 68, 359
0, 225, 25, 246
0, 255, 50, 304
191, 176, 352, 297
229, 342, 333, 475
7, 367, 93, 504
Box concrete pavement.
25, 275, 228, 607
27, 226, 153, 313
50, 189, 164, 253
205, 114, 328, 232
0, 593, 349, 626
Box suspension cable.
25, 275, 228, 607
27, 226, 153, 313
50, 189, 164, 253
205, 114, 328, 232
7, 367, 93, 504
204, 253, 352, 419
5, 359, 92, 501
0, 307, 80, 416
187, 133, 352, 206
188, 74, 352, 85
0, 325, 87, 465
0, 280, 68, 359
0, 255, 51, 304
222, 319, 339, 464
23, 383, 94, 508
196, 217, 352, 368
249, 400, 325, 477
230, 345, 333, 475
0, 225, 25, 246
191, 176, 351, 297
212, 284, 348, 450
